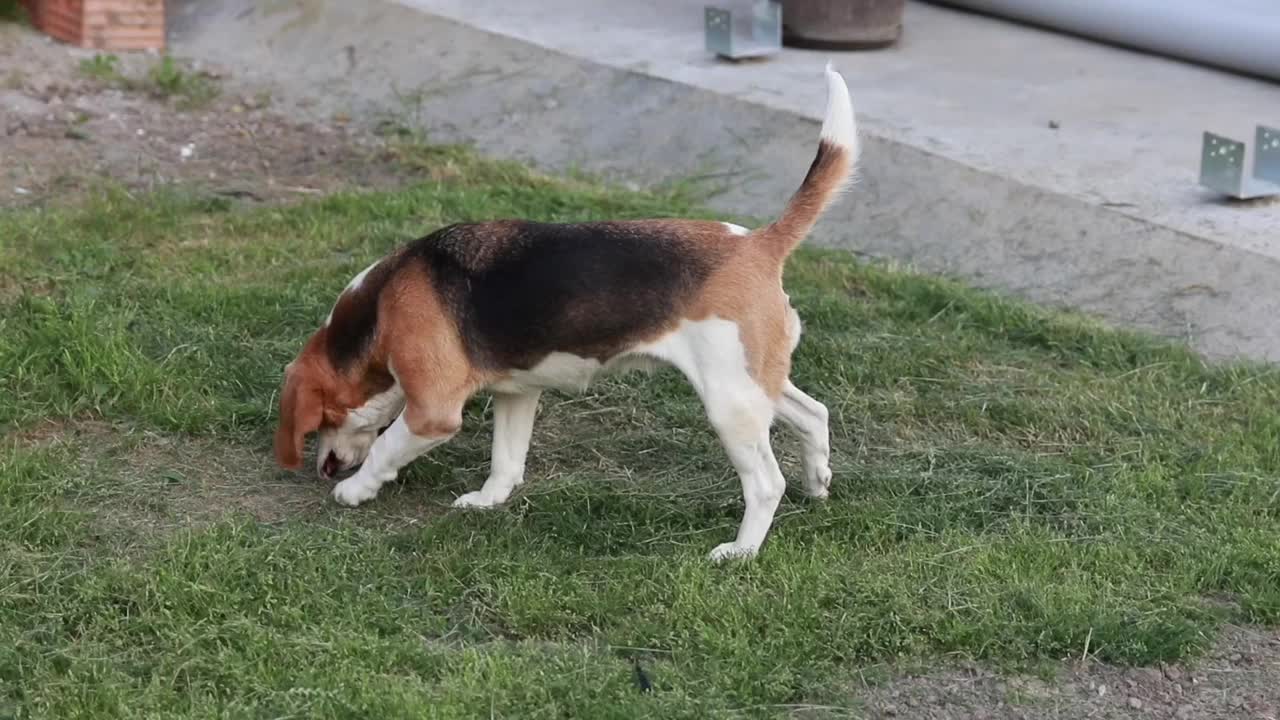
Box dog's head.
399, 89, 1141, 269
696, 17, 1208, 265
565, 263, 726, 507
274, 329, 402, 479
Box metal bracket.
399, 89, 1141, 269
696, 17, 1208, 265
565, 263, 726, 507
705, 1, 782, 60
1199, 125, 1280, 199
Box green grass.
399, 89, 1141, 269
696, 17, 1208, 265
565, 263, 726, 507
2, 147, 1280, 718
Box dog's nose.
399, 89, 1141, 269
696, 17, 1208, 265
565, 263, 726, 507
321, 451, 341, 479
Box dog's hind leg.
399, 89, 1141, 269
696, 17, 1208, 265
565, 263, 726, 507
702, 385, 787, 562
645, 318, 786, 561
775, 380, 832, 499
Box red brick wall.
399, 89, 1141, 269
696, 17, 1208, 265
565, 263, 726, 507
22, 0, 165, 51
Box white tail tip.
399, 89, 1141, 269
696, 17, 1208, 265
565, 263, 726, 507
820, 62, 857, 151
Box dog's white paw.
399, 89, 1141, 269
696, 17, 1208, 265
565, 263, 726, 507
709, 542, 759, 563
805, 462, 833, 499
332, 477, 379, 507
452, 490, 504, 509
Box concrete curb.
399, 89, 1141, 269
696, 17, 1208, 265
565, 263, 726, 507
169, 0, 1280, 362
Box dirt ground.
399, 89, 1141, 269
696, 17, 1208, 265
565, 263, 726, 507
2, 20, 1278, 720
1, 22, 421, 208
850, 624, 1278, 719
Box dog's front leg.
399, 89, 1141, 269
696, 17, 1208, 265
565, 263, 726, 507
332, 401, 461, 507
454, 389, 542, 509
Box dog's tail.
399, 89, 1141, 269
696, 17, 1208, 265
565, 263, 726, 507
756, 63, 858, 262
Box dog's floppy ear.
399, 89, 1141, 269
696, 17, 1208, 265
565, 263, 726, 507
274, 371, 323, 470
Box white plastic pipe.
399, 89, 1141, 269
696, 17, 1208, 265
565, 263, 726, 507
932, 0, 1280, 82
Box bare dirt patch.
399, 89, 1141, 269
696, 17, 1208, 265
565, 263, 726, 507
28, 422, 319, 540
838, 626, 1279, 719
12, 421, 450, 551
1, 22, 421, 208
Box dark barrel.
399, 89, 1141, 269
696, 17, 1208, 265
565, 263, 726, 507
782, 0, 906, 49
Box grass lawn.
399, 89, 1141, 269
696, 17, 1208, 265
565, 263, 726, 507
2, 147, 1279, 718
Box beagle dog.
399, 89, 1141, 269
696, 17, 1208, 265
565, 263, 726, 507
274, 65, 858, 561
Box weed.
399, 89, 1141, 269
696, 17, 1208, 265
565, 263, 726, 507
78, 53, 122, 83
145, 56, 219, 109
76, 54, 219, 110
